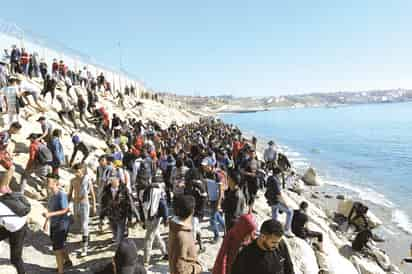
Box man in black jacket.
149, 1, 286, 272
232, 219, 295, 274
222, 169, 245, 231
99, 177, 137, 244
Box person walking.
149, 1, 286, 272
43, 173, 73, 274
69, 163, 96, 257
168, 195, 202, 274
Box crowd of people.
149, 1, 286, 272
0, 43, 410, 274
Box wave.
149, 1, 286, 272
323, 177, 395, 208
392, 209, 412, 235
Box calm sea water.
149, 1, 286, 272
221, 101, 412, 235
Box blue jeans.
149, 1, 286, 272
110, 218, 126, 244
210, 201, 225, 239
271, 203, 294, 232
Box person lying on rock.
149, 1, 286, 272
292, 201, 324, 252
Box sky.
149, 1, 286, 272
2, 0, 412, 97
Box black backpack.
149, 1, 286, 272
136, 159, 151, 188
37, 143, 53, 165
0, 192, 31, 217
264, 175, 280, 205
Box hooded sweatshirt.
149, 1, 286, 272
168, 217, 202, 274
212, 214, 257, 274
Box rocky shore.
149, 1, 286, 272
0, 77, 408, 274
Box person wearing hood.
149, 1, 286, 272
212, 214, 257, 274
168, 195, 202, 274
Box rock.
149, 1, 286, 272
336, 194, 345, 200
285, 237, 319, 274
0, 265, 17, 274
311, 193, 320, 199
315, 248, 358, 274
302, 167, 323, 186
324, 194, 333, 199
289, 179, 305, 195
336, 200, 382, 229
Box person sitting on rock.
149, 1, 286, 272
292, 201, 324, 251
347, 202, 369, 231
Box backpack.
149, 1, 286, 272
136, 159, 151, 188
264, 175, 280, 205
0, 192, 31, 217
37, 143, 53, 165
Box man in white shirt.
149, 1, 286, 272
0, 193, 28, 274
263, 140, 278, 171
20, 79, 45, 112
2, 75, 21, 126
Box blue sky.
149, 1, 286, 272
2, 1, 412, 96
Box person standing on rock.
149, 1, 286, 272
2, 75, 21, 126
222, 169, 246, 232
43, 173, 73, 274
168, 195, 202, 274
265, 168, 294, 237
69, 163, 96, 257
37, 116, 53, 145
231, 219, 295, 274
264, 140, 278, 171
142, 183, 169, 266
20, 133, 52, 197
0, 190, 30, 274
239, 147, 259, 211
99, 176, 135, 244
49, 129, 65, 175
0, 122, 22, 190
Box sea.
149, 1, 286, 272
220, 101, 412, 264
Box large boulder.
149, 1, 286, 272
337, 200, 382, 229
0, 265, 17, 274
302, 167, 323, 186
285, 237, 319, 274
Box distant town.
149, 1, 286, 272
180, 89, 412, 113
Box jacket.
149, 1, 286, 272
212, 214, 256, 274
100, 183, 136, 222
168, 217, 202, 274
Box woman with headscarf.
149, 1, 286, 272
212, 213, 257, 274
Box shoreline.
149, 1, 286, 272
228, 120, 412, 273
